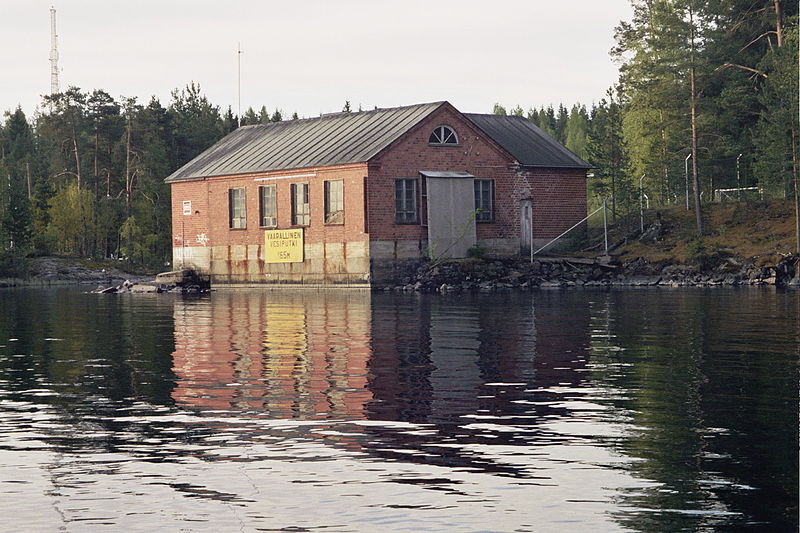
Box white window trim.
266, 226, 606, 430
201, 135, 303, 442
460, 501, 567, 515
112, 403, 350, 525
254, 172, 317, 182
229, 187, 247, 229
474, 179, 494, 223
428, 125, 459, 145
395, 178, 418, 224
259, 184, 277, 227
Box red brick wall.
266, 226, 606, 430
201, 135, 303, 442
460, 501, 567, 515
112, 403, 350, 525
365, 106, 587, 243
170, 179, 211, 250
170, 163, 370, 249
367, 105, 518, 242
169, 107, 588, 260
522, 168, 588, 238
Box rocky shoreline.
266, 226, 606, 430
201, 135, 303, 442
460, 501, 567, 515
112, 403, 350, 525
0, 257, 153, 288
89, 270, 211, 294
382, 254, 800, 293
0, 259, 211, 295
2, 254, 798, 292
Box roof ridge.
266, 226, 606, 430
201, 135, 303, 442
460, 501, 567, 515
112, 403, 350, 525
464, 112, 527, 118
243, 101, 448, 129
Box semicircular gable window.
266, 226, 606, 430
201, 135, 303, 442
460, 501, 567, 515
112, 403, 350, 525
429, 125, 458, 145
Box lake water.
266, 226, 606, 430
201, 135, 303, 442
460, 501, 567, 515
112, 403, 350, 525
0, 287, 796, 532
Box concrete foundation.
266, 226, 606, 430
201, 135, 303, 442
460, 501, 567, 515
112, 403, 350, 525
172, 239, 372, 286
174, 236, 537, 287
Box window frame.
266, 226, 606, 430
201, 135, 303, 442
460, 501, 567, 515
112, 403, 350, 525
428, 125, 459, 145
324, 180, 345, 225
474, 179, 494, 223
228, 187, 247, 229
395, 178, 419, 224
291, 182, 310, 226
259, 184, 277, 228
419, 177, 428, 227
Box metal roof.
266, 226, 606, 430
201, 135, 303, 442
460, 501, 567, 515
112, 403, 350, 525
419, 171, 474, 179
165, 102, 445, 182
464, 113, 591, 169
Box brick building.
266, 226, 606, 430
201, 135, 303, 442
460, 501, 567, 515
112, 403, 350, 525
165, 101, 590, 286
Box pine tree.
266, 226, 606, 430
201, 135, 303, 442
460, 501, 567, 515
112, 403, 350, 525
39, 87, 90, 190
587, 89, 632, 219
492, 103, 507, 115
1, 169, 33, 252
86, 90, 123, 200
753, 21, 799, 251
538, 106, 557, 137
554, 104, 569, 144
222, 106, 237, 133
3, 108, 38, 199
613, 0, 715, 234
241, 107, 259, 126
168, 82, 225, 168
564, 104, 590, 160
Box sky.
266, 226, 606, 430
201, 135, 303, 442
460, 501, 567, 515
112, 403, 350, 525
3, 0, 633, 120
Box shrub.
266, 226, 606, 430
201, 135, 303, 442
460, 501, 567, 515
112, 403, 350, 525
467, 245, 487, 259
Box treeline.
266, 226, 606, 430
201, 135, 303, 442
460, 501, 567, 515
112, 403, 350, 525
0, 1, 796, 275
0, 83, 293, 275
495, 0, 798, 235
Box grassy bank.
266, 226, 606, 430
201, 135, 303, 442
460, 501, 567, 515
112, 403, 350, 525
604, 199, 797, 268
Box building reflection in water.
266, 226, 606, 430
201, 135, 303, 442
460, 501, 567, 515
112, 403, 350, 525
368, 292, 590, 424
171, 290, 373, 418
171, 290, 592, 425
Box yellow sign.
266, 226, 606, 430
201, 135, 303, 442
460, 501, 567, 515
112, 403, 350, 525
264, 229, 304, 263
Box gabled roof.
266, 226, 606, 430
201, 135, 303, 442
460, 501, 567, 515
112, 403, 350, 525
464, 113, 591, 169
165, 102, 445, 182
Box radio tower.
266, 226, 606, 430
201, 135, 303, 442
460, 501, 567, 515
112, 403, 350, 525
49, 6, 60, 94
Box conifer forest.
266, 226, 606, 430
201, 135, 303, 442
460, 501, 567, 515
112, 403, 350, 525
0, 1, 796, 275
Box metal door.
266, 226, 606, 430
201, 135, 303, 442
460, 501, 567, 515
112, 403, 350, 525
425, 176, 477, 259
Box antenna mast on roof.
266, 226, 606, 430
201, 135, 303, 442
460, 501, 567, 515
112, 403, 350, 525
49, 6, 60, 94
237, 42, 243, 127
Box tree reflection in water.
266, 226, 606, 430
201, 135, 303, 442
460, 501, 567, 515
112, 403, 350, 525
0, 287, 794, 531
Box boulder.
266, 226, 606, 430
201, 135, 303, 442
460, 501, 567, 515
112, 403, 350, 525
130, 284, 158, 293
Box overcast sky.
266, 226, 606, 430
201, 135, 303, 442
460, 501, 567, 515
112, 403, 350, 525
3, 0, 633, 119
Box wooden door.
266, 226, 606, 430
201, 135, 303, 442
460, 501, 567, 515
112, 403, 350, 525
520, 199, 532, 255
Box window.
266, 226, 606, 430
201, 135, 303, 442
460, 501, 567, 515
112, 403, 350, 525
259, 184, 277, 227
229, 187, 246, 229
291, 183, 310, 226
324, 180, 344, 224
395, 179, 418, 224
428, 125, 458, 145
474, 179, 494, 222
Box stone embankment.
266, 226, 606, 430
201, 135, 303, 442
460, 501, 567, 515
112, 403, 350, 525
383, 254, 799, 293
90, 269, 211, 294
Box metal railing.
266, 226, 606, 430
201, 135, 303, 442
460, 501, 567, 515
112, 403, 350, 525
531, 199, 609, 260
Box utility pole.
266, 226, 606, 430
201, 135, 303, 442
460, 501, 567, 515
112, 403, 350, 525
639, 174, 646, 233
685, 153, 691, 210
736, 153, 742, 200
49, 6, 60, 94
688, 6, 704, 235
